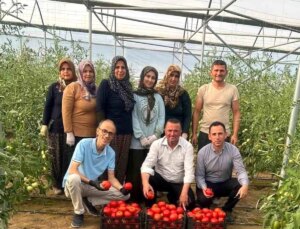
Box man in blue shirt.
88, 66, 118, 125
63, 119, 130, 228
195, 121, 249, 222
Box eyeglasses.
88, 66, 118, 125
99, 128, 115, 138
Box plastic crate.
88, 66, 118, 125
145, 213, 186, 229
100, 211, 144, 229
186, 217, 226, 229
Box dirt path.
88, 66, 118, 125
8, 184, 270, 229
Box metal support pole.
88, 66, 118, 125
181, 43, 184, 81
44, 29, 46, 55
200, 21, 207, 71
114, 9, 117, 56
279, 61, 300, 184
89, 7, 93, 61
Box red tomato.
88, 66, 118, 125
218, 217, 225, 223
110, 212, 116, 218
157, 201, 166, 207
118, 206, 126, 212
168, 204, 176, 210
109, 201, 118, 208
124, 182, 133, 190
217, 210, 226, 218
206, 212, 212, 219
162, 216, 170, 222
126, 206, 136, 214
178, 213, 184, 220
201, 217, 209, 223
194, 212, 203, 220
169, 213, 178, 222
153, 213, 162, 221
146, 191, 155, 200
117, 200, 125, 206
214, 207, 222, 212
176, 207, 184, 214
103, 206, 111, 216
124, 210, 132, 218
131, 203, 139, 208
202, 208, 210, 214
204, 188, 214, 197
187, 212, 194, 218
115, 211, 123, 218
152, 207, 161, 214
210, 217, 219, 224
162, 209, 170, 217
147, 209, 154, 217
192, 207, 201, 213
101, 180, 111, 190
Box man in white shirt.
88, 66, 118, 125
141, 118, 195, 209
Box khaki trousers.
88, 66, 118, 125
64, 174, 129, 214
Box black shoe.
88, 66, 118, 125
82, 197, 100, 216
71, 214, 84, 228
225, 211, 234, 223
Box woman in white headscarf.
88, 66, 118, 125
62, 60, 97, 149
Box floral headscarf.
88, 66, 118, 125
57, 58, 77, 92
135, 66, 158, 125
156, 64, 184, 109
78, 60, 97, 100
108, 56, 134, 112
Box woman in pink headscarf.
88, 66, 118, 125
62, 60, 97, 150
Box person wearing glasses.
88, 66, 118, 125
63, 119, 130, 228
156, 64, 192, 140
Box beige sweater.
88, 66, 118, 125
62, 82, 97, 137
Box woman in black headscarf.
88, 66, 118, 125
96, 56, 134, 183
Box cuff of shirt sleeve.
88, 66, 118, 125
141, 167, 154, 176
183, 176, 195, 184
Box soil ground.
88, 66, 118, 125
8, 180, 272, 229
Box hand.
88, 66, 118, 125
120, 187, 130, 196
192, 134, 198, 146
230, 134, 238, 145
40, 125, 48, 137
179, 192, 189, 209
140, 137, 150, 147
66, 132, 75, 146
236, 185, 248, 199
88, 180, 106, 191
147, 135, 157, 145
142, 183, 154, 198
202, 188, 214, 198
181, 133, 188, 140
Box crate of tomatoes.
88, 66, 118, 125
145, 201, 186, 229
100, 200, 144, 229
186, 207, 226, 229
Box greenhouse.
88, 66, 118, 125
1, 0, 300, 228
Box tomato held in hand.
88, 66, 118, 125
124, 182, 133, 190
101, 180, 111, 190
146, 191, 155, 200
204, 188, 214, 197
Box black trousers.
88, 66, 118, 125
196, 178, 241, 212
197, 131, 230, 151
126, 149, 149, 203
146, 172, 195, 210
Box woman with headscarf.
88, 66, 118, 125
96, 56, 134, 184
40, 58, 77, 195
126, 66, 165, 203
62, 60, 97, 150
156, 64, 192, 139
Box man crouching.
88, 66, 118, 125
63, 119, 130, 228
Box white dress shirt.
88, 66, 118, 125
141, 136, 195, 183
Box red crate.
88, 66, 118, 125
100, 212, 144, 229
187, 217, 226, 229
145, 214, 186, 229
